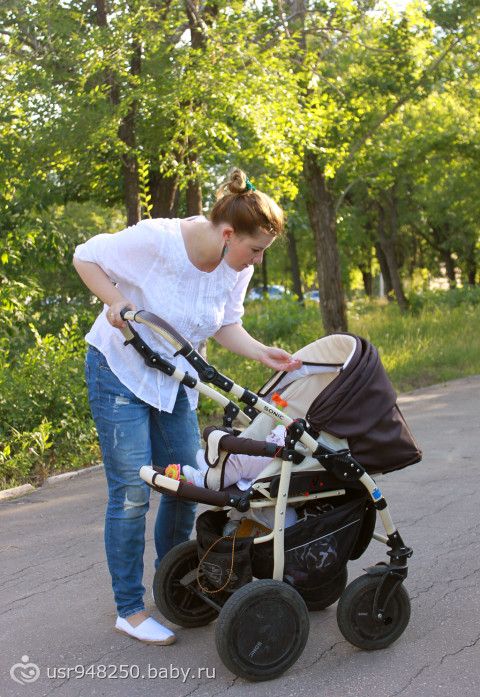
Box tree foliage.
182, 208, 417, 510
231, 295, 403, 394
1, 0, 479, 484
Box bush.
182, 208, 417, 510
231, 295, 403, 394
0, 316, 99, 489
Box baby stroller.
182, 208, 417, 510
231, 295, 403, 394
120, 309, 421, 682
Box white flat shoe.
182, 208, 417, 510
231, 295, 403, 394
115, 616, 176, 645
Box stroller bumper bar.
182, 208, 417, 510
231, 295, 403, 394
140, 466, 252, 512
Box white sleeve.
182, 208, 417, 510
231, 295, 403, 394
222, 266, 254, 326
73, 219, 165, 285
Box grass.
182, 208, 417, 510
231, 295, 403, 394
203, 292, 480, 408
350, 298, 480, 391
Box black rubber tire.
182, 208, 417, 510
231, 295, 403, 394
153, 540, 218, 628
215, 579, 310, 682
298, 566, 348, 611
337, 573, 411, 650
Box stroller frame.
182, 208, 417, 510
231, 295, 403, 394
121, 309, 413, 681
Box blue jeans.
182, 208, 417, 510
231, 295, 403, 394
85, 345, 199, 618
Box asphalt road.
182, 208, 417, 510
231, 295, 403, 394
1, 376, 480, 697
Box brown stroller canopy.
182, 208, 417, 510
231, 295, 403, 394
308, 336, 421, 473
261, 334, 421, 475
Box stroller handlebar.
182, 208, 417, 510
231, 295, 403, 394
120, 308, 234, 388
121, 309, 193, 356
119, 308, 296, 431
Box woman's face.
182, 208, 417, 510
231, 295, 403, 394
224, 229, 275, 272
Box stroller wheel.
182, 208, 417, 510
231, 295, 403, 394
299, 566, 348, 611
153, 540, 218, 628
215, 579, 309, 682
337, 573, 411, 650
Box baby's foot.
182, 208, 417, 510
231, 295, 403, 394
182, 465, 205, 487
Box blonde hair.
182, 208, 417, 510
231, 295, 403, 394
210, 168, 284, 237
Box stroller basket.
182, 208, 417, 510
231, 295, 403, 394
196, 495, 368, 596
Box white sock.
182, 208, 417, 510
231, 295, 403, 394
195, 449, 209, 473
182, 465, 205, 488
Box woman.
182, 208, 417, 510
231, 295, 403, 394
73, 168, 301, 645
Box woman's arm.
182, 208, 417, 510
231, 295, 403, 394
214, 323, 301, 372
72, 258, 135, 328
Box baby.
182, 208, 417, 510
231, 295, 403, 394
164, 424, 298, 531
167, 424, 286, 490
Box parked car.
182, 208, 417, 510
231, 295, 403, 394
304, 289, 320, 302
247, 285, 287, 301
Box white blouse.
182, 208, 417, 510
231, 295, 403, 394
74, 216, 254, 412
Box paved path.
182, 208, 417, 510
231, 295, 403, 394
1, 376, 480, 697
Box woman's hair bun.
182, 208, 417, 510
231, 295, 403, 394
211, 167, 285, 237
216, 168, 248, 198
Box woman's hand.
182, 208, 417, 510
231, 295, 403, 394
107, 300, 137, 329
214, 324, 302, 372
260, 347, 302, 372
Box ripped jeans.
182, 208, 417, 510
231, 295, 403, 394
85, 345, 199, 618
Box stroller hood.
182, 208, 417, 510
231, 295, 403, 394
259, 334, 421, 474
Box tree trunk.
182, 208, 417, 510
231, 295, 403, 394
150, 171, 179, 217
186, 178, 203, 216
378, 226, 409, 311
442, 251, 457, 289
374, 243, 394, 299
377, 193, 409, 313
286, 227, 304, 302
360, 267, 373, 296
182, 6, 208, 216
303, 152, 348, 333
465, 243, 476, 286
94, 0, 141, 225
119, 98, 141, 226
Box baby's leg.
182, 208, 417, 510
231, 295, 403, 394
182, 455, 272, 489
222, 452, 274, 488
182, 465, 205, 487
221, 427, 285, 488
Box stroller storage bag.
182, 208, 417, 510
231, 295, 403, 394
252, 498, 366, 591
196, 498, 366, 595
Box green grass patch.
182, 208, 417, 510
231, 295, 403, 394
349, 297, 480, 391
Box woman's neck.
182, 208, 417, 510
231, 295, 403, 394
180, 218, 223, 272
